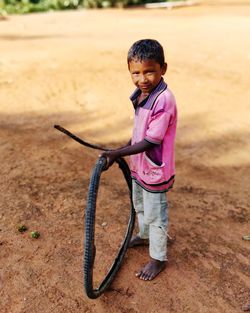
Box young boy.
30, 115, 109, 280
101, 39, 177, 281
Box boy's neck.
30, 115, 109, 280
138, 92, 149, 104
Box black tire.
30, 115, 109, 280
83, 156, 135, 299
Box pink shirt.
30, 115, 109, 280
129, 79, 177, 192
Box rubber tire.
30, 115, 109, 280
83, 156, 135, 299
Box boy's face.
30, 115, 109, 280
128, 59, 167, 96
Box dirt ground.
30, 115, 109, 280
0, 1, 250, 312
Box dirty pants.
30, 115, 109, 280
132, 181, 168, 261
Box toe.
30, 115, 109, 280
139, 271, 145, 280
148, 272, 156, 280
141, 270, 149, 280
145, 271, 152, 280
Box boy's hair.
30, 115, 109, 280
127, 39, 165, 67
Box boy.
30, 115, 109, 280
101, 39, 177, 281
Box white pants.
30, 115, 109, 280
132, 181, 168, 261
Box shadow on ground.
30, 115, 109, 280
0, 111, 249, 313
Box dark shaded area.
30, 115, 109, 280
0, 111, 249, 313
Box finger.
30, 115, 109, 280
102, 163, 109, 171
103, 158, 112, 171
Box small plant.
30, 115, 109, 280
30, 231, 40, 239
17, 224, 28, 233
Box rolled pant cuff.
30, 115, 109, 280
150, 252, 167, 262
138, 233, 149, 240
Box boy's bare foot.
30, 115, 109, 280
128, 235, 149, 248
136, 259, 166, 281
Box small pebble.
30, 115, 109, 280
242, 235, 250, 241
242, 304, 250, 312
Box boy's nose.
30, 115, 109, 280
139, 74, 148, 83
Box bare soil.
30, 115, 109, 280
0, 2, 250, 313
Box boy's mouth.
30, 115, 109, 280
140, 84, 151, 90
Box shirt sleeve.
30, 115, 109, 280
145, 109, 171, 144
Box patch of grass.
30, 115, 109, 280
0, 0, 186, 14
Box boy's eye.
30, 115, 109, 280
131, 71, 154, 75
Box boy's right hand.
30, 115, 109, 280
100, 150, 120, 170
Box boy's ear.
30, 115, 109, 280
162, 62, 167, 75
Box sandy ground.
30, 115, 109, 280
0, 2, 250, 313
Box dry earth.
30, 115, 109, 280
0, 2, 250, 313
